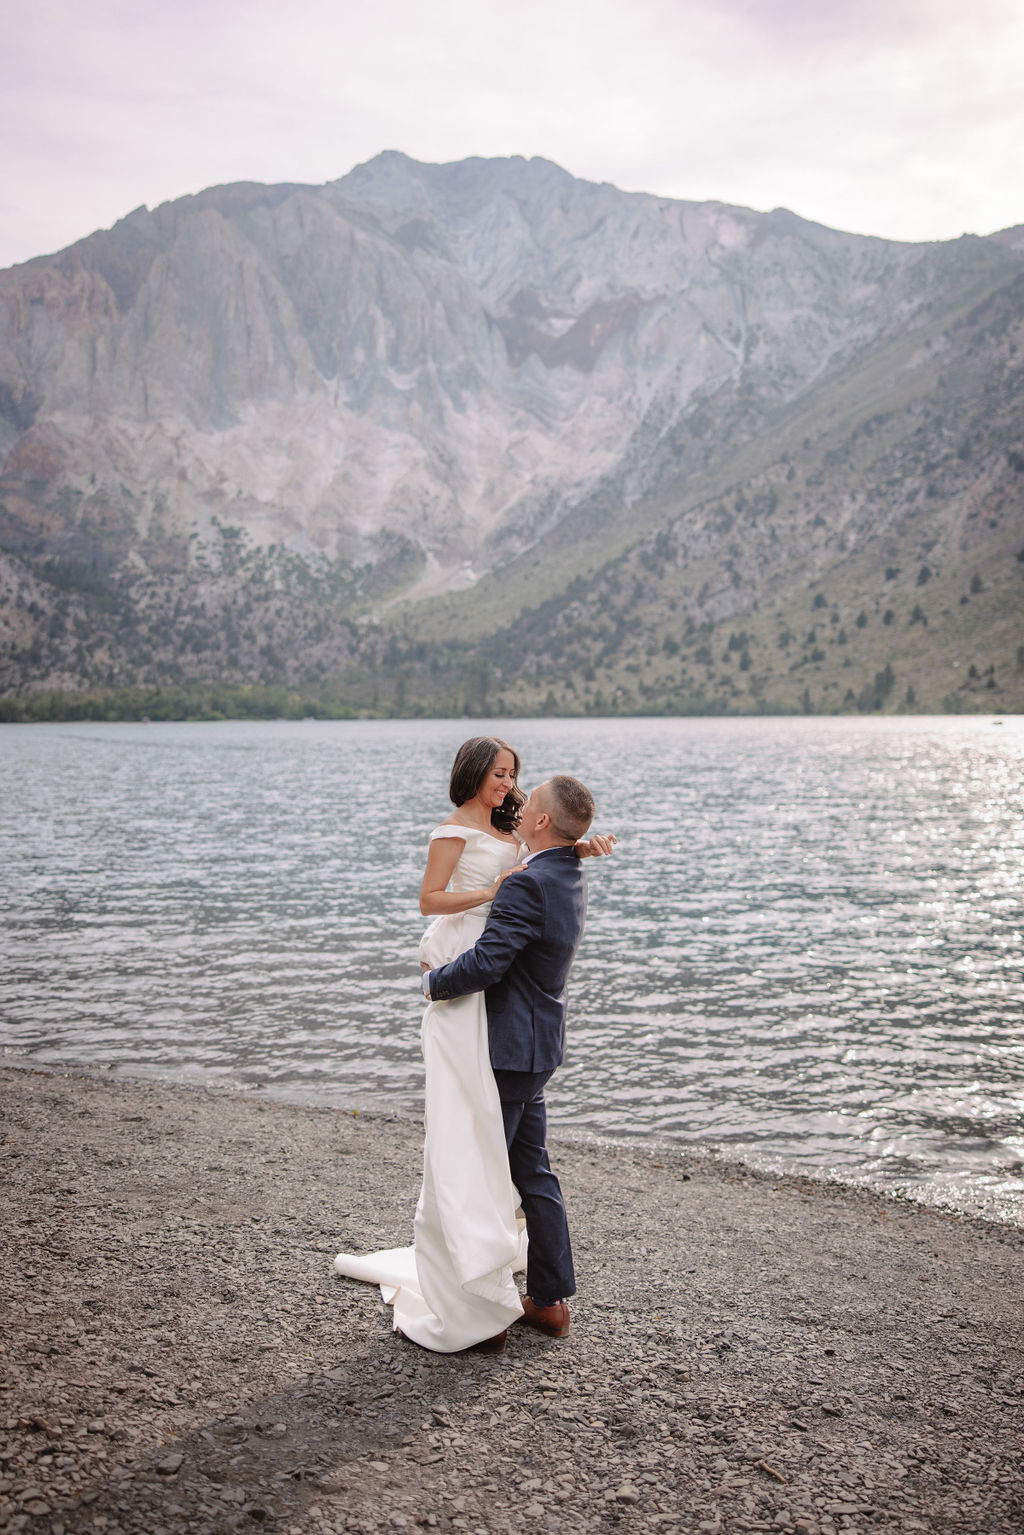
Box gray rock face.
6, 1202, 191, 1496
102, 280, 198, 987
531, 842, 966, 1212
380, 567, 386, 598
0, 152, 1007, 591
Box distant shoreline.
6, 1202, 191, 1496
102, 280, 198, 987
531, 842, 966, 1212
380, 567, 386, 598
2, 683, 1018, 724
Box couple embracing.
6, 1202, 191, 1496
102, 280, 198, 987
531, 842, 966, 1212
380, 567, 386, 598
335, 736, 614, 1354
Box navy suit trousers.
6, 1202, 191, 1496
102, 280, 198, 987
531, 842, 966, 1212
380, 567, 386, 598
492, 1068, 575, 1306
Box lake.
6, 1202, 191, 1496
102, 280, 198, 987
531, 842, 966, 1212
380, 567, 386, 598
1, 715, 1022, 1223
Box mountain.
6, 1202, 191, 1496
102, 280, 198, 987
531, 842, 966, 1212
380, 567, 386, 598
0, 152, 1022, 716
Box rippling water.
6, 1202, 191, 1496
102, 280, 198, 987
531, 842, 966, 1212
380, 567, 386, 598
2, 716, 1022, 1222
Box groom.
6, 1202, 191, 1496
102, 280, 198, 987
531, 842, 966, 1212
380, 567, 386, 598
422, 774, 596, 1340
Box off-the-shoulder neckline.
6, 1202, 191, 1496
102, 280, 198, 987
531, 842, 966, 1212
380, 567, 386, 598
436, 822, 520, 846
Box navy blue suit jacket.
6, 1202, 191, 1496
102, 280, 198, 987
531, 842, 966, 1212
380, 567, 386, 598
427, 845, 587, 1072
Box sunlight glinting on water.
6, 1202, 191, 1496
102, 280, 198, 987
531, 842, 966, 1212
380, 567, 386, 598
1, 714, 1022, 1221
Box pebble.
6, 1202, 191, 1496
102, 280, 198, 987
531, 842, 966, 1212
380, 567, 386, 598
612, 1484, 641, 1504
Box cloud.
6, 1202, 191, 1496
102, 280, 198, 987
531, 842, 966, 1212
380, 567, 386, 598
0, 0, 1022, 267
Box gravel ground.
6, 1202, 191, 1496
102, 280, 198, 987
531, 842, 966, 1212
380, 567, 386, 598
1, 1062, 1022, 1535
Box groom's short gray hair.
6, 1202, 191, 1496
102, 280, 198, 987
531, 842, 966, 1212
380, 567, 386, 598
544, 775, 595, 842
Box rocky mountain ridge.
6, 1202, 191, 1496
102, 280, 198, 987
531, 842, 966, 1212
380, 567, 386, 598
0, 152, 1022, 713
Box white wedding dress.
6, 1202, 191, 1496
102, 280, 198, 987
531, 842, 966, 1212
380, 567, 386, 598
334, 824, 526, 1351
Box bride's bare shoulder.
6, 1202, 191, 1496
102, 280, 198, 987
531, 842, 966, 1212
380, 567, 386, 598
431, 818, 469, 836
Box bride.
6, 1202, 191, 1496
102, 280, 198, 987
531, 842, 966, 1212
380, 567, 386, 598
334, 735, 609, 1353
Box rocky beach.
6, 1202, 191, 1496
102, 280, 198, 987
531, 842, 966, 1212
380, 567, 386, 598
1, 1062, 1022, 1535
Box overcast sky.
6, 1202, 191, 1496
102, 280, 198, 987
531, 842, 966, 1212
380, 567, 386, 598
2, 0, 1022, 269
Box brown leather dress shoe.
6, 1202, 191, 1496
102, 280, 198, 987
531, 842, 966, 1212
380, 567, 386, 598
469, 1329, 508, 1354
521, 1296, 570, 1337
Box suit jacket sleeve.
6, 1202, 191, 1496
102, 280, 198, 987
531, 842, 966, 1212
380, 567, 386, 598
428, 872, 543, 1001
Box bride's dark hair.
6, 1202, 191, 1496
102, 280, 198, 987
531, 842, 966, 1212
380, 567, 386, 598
449, 736, 526, 834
